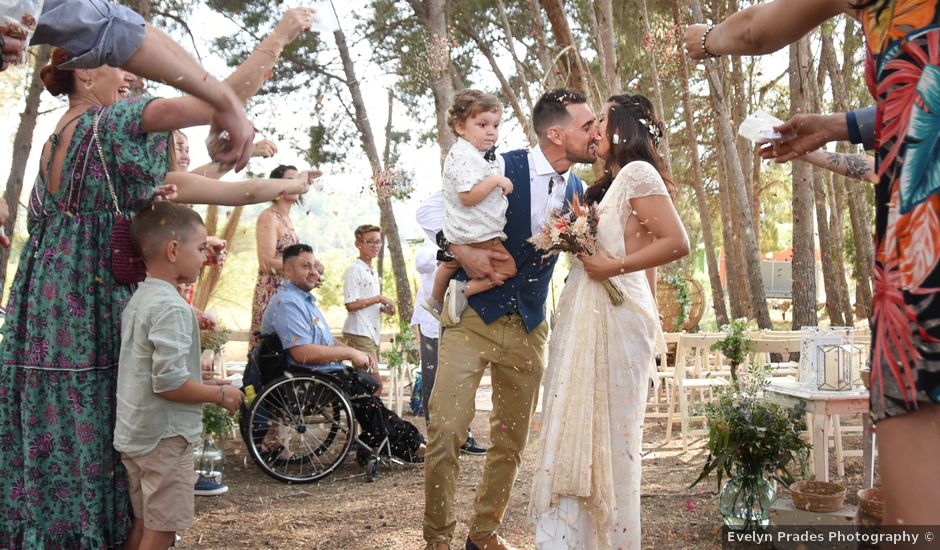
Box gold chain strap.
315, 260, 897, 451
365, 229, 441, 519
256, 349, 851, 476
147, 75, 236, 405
91, 109, 122, 214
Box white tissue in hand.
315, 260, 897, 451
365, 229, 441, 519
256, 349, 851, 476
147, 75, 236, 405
308, 0, 340, 33
738, 110, 785, 143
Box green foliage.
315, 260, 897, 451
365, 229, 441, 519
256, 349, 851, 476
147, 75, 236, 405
711, 318, 754, 380
199, 326, 230, 354
202, 403, 235, 438
691, 364, 810, 491
662, 272, 691, 331
381, 320, 418, 374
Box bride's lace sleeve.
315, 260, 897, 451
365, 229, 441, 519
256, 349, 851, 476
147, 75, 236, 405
613, 161, 669, 201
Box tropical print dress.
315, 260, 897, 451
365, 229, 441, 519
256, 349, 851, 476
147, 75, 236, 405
0, 97, 169, 548
861, 0, 940, 421
249, 209, 298, 350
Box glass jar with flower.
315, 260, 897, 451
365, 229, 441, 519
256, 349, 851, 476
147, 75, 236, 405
691, 364, 810, 530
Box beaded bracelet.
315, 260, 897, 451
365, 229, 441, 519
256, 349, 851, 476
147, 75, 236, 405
701, 24, 721, 59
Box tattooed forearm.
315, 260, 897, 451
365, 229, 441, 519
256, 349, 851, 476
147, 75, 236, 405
843, 154, 871, 180
824, 151, 844, 171
819, 151, 876, 182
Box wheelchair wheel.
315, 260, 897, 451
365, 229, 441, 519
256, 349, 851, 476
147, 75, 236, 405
243, 374, 356, 483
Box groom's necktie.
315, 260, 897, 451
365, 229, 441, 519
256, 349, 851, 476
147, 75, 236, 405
549, 174, 565, 212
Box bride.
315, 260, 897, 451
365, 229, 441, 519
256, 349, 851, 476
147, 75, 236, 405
530, 94, 689, 549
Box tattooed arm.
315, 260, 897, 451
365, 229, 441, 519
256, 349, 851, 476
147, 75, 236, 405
796, 149, 878, 184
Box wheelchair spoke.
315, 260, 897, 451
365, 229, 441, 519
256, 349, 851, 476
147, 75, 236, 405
264, 387, 302, 427
244, 375, 358, 483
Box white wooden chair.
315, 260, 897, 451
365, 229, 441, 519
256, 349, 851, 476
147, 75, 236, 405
829, 331, 873, 476
760, 328, 875, 478
665, 333, 732, 449
646, 332, 681, 420
748, 335, 803, 376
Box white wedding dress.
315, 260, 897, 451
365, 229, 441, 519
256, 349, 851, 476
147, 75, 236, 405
530, 161, 668, 549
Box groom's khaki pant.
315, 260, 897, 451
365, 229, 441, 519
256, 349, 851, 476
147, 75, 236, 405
423, 308, 548, 544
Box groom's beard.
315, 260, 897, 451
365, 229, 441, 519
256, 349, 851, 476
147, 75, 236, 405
566, 142, 598, 164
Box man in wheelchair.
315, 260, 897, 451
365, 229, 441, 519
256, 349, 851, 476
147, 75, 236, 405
256, 243, 425, 466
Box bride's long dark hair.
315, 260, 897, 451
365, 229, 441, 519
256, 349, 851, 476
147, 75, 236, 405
583, 93, 676, 205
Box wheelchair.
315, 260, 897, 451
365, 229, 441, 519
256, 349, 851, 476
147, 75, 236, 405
239, 334, 420, 483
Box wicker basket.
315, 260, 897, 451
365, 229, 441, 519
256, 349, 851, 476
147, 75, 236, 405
656, 273, 704, 332
857, 488, 884, 519
789, 480, 847, 512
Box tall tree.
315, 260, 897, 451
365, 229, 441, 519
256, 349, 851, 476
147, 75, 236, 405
495, 0, 535, 113
690, 0, 771, 328
788, 37, 817, 329
406, 0, 456, 163
454, 18, 536, 143
539, 0, 592, 97
334, 28, 414, 324
808, 36, 851, 325
823, 23, 873, 320
638, 0, 673, 174
0, 46, 52, 291
671, 0, 727, 326
193, 205, 244, 310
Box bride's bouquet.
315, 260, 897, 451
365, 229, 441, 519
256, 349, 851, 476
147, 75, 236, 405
528, 195, 624, 305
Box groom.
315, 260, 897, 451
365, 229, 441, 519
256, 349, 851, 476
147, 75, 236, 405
421, 89, 600, 550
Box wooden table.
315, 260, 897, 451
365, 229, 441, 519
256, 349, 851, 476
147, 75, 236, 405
765, 380, 874, 487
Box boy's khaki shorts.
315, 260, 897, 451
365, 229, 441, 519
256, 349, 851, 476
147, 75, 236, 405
122, 436, 196, 532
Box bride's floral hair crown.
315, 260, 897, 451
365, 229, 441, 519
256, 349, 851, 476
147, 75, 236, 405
610, 96, 664, 148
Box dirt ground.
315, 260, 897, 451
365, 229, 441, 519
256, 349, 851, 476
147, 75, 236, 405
181, 400, 871, 550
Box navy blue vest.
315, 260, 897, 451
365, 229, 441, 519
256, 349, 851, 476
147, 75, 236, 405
456, 149, 583, 332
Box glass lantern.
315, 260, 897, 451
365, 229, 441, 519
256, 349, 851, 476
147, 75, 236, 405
815, 343, 860, 391
193, 437, 225, 483
798, 326, 854, 388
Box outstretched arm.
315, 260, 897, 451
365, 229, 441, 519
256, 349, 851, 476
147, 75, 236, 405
190, 139, 278, 178
167, 170, 317, 206
684, 0, 848, 59
138, 9, 314, 142
796, 150, 878, 184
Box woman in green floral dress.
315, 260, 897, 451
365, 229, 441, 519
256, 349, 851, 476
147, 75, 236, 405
0, 11, 313, 547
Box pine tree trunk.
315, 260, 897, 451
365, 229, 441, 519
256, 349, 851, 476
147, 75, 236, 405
638, 0, 673, 174
594, 0, 621, 97
335, 29, 413, 324
584, 0, 607, 100
407, 0, 455, 164
689, 5, 771, 328
0, 45, 51, 292
458, 22, 535, 143
193, 207, 244, 311
827, 173, 855, 324
730, 55, 757, 239
823, 24, 873, 320
495, 0, 535, 113
716, 141, 747, 320
538, 0, 592, 96
806, 40, 846, 326
789, 38, 818, 329
811, 170, 845, 325
671, 0, 728, 326
526, 0, 555, 87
